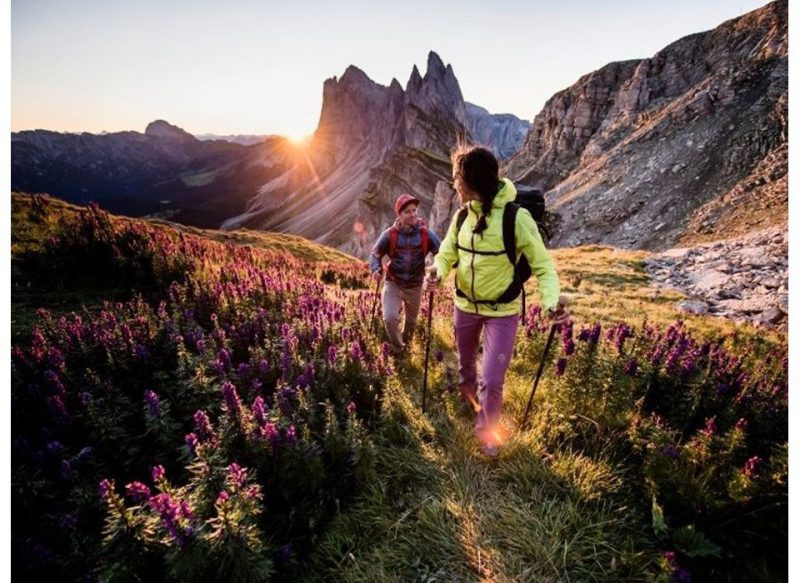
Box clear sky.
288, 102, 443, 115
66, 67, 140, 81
11, 0, 770, 139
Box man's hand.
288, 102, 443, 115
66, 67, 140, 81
423, 266, 440, 291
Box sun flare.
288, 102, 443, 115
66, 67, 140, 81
285, 132, 313, 146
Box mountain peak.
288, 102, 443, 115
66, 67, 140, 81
407, 64, 423, 93
340, 65, 370, 84
426, 51, 446, 77
144, 120, 196, 141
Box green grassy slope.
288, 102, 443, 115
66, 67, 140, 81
11, 192, 786, 581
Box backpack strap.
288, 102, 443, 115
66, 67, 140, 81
388, 227, 398, 258
420, 226, 430, 256
502, 203, 519, 266
456, 207, 468, 233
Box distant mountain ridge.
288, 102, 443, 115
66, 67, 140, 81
11, 52, 528, 250
195, 133, 273, 146
11, 1, 788, 256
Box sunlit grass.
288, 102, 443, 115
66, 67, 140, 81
11, 191, 784, 581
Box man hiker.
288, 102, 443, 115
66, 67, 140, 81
370, 194, 441, 356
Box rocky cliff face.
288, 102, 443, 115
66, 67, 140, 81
505, 0, 787, 251
222, 51, 477, 255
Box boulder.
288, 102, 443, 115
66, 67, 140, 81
677, 300, 709, 315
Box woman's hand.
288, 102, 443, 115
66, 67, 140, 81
423, 266, 440, 291
548, 295, 570, 326
371, 270, 383, 282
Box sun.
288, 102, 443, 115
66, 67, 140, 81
284, 131, 313, 146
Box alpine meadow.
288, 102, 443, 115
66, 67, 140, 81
10, 0, 788, 581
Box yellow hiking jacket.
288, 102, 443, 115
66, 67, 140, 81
433, 178, 560, 316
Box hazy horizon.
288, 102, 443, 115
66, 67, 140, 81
12, 0, 770, 139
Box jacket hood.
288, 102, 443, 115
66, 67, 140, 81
466, 178, 516, 214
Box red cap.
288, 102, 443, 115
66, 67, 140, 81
395, 193, 420, 215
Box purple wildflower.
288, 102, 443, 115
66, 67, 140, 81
435, 350, 444, 363
125, 481, 152, 502
346, 401, 357, 414
588, 323, 602, 344
624, 357, 639, 376
215, 491, 230, 506
735, 418, 748, 432
701, 417, 717, 438
259, 422, 280, 445
149, 493, 192, 545
46, 441, 64, 456
185, 433, 199, 455
151, 465, 166, 483
99, 478, 114, 499
252, 396, 267, 426
555, 358, 567, 377
741, 456, 762, 478
662, 445, 680, 459
193, 410, 214, 441
285, 425, 298, 445
143, 390, 160, 417
217, 348, 231, 370
221, 381, 242, 418
327, 345, 337, 365
350, 341, 363, 361
227, 463, 248, 490
133, 344, 150, 362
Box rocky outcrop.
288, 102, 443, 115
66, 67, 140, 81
505, 0, 787, 251
223, 51, 471, 256
463, 103, 529, 159
144, 120, 198, 142
644, 226, 787, 328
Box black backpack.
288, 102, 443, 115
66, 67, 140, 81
454, 184, 548, 306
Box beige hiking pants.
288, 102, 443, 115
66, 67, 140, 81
382, 280, 423, 351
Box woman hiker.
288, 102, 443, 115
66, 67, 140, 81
370, 193, 441, 357
424, 145, 569, 457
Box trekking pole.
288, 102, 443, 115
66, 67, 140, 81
369, 276, 382, 335
521, 287, 527, 327
520, 296, 568, 429
421, 290, 435, 413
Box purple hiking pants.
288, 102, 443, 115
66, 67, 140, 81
454, 307, 519, 445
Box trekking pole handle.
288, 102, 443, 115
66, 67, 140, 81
547, 295, 570, 322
